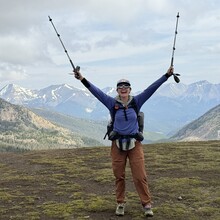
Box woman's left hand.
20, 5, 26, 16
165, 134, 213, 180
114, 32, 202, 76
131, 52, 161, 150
166, 66, 174, 76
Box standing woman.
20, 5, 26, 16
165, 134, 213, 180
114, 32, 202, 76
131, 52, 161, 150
74, 67, 173, 217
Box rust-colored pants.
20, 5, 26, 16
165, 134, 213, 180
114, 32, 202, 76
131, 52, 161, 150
111, 140, 151, 206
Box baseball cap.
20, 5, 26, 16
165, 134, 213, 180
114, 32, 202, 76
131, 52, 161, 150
116, 79, 131, 87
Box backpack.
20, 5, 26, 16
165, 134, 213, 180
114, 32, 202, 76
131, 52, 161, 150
103, 98, 144, 140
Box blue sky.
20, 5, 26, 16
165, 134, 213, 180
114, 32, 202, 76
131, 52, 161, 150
0, 0, 220, 92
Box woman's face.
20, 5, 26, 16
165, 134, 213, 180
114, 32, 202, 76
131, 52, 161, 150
117, 85, 131, 98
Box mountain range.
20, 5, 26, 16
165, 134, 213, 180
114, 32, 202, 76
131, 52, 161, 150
0, 80, 220, 136
0, 96, 219, 152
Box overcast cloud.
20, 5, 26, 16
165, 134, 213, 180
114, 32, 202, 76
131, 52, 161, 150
0, 0, 220, 91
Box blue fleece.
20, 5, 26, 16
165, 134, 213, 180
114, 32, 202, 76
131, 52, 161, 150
84, 75, 168, 135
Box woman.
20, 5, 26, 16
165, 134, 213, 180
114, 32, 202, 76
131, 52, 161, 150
74, 67, 173, 217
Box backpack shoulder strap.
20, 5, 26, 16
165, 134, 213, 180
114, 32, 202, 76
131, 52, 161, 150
128, 98, 139, 116
111, 100, 121, 122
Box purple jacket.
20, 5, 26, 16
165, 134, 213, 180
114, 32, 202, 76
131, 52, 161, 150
81, 75, 168, 135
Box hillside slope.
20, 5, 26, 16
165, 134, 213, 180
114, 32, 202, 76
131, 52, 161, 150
0, 141, 219, 219
0, 98, 101, 151
31, 107, 110, 146
171, 104, 220, 141
31, 108, 166, 145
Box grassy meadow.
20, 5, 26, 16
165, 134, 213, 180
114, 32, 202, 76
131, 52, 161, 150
0, 140, 219, 220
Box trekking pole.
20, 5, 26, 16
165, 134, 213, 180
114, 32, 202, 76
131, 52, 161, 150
170, 12, 180, 83
48, 16, 80, 76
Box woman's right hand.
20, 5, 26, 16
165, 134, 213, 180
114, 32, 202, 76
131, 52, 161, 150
74, 66, 83, 80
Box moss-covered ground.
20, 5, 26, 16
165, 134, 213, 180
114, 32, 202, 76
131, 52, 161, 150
0, 140, 219, 219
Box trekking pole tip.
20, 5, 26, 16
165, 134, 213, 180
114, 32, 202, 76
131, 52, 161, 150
177, 12, 180, 17
48, 15, 52, 21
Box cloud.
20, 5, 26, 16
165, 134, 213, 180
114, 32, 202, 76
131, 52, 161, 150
0, 0, 219, 91
0, 63, 27, 81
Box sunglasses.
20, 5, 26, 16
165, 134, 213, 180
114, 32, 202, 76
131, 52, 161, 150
117, 85, 131, 89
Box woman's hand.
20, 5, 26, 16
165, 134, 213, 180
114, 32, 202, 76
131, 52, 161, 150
166, 66, 174, 76
74, 66, 84, 81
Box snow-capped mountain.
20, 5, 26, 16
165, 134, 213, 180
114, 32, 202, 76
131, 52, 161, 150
155, 80, 219, 100
143, 80, 220, 133
0, 81, 219, 135
0, 83, 98, 118
0, 84, 38, 104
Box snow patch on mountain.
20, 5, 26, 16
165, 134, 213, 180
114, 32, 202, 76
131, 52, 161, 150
85, 108, 93, 113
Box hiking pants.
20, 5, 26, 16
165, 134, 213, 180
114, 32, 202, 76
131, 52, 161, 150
111, 140, 151, 206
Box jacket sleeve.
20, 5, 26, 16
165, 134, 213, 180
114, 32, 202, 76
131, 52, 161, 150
81, 78, 115, 110
134, 74, 168, 109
